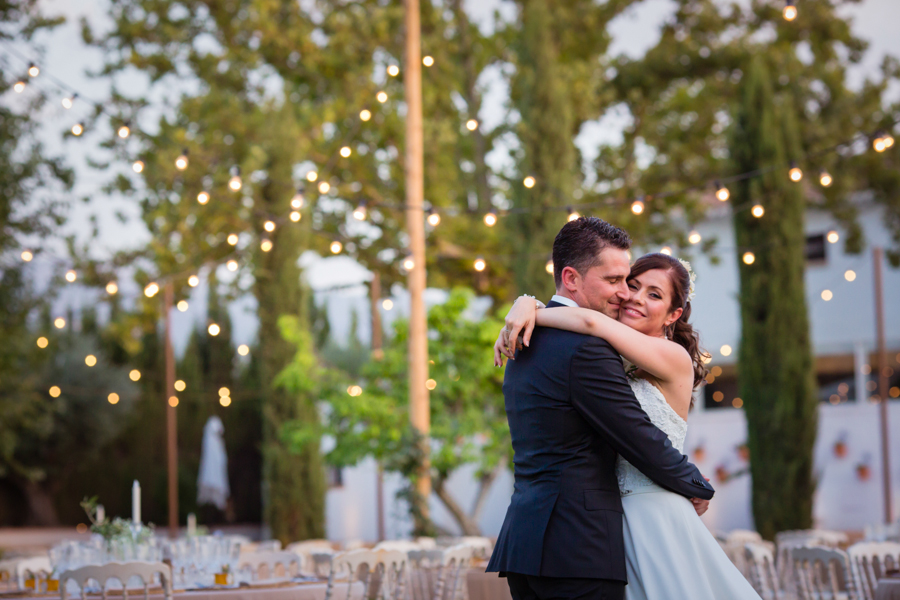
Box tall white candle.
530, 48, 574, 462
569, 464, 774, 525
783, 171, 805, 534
96, 504, 105, 524
132, 480, 141, 524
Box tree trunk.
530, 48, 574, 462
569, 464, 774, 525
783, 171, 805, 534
21, 479, 60, 526
433, 476, 481, 535
731, 56, 818, 540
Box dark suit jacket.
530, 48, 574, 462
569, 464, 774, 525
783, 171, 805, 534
486, 301, 714, 582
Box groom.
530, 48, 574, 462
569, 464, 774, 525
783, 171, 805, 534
486, 217, 714, 600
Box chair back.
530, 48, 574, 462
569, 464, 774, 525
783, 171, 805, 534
324, 549, 407, 600
777, 530, 846, 594
407, 545, 473, 600
59, 562, 172, 600
455, 537, 492, 560
374, 541, 423, 552
237, 551, 301, 580
847, 542, 900, 600
287, 540, 335, 575
745, 541, 780, 600
791, 546, 856, 600
723, 530, 763, 577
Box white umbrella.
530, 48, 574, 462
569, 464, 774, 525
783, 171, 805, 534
197, 416, 230, 511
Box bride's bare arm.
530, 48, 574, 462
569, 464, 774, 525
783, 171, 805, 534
535, 305, 692, 384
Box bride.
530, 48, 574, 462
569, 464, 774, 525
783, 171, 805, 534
494, 252, 760, 600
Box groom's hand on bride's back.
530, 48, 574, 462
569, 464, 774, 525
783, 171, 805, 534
691, 497, 710, 516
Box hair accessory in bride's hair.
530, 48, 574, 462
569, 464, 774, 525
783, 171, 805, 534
677, 258, 697, 303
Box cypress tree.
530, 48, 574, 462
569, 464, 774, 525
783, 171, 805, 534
730, 56, 819, 539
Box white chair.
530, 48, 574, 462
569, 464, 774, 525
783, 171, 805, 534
791, 546, 857, 600
287, 540, 336, 574
375, 540, 425, 552
455, 537, 492, 560
847, 541, 900, 600
745, 541, 783, 600
324, 549, 407, 600
777, 531, 847, 595
432, 545, 474, 600
237, 550, 301, 580
59, 562, 172, 600
723, 530, 764, 577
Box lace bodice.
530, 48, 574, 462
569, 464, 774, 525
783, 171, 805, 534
616, 378, 688, 496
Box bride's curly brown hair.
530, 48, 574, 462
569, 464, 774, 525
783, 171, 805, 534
628, 253, 710, 389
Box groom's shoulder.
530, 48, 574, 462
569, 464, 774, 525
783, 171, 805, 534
530, 326, 616, 356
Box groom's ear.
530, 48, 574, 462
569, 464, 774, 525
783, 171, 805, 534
560, 266, 581, 292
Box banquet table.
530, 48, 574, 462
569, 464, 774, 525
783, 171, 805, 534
466, 570, 511, 600
876, 579, 900, 600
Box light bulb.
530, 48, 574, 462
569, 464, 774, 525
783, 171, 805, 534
28, 63, 40, 77
376, 91, 388, 103
177, 300, 189, 312
359, 109, 372, 122
483, 210, 497, 227
65, 270, 77, 282
129, 369, 141, 381
37, 337, 49, 348
402, 256, 415, 271
789, 162, 803, 182
720, 344, 732, 357
819, 170, 832, 187
751, 204, 765, 218
218, 387, 230, 397
168, 396, 179, 407
144, 283, 159, 297
226, 260, 238, 271
821, 289, 833, 301
260, 239, 273, 252
883, 133, 895, 149
567, 208, 580, 222
688, 231, 702, 245
264, 220, 276, 232
174, 380, 186, 392
238, 344, 250, 356
715, 181, 730, 201
13, 80, 25, 93
49, 386, 61, 398
118, 124, 131, 139
742, 251, 755, 265
71, 123, 84, 136
340, 146, 352, 158
844, 270, 856, 282
387, 65, 400, 77
427, 209, 441, 226
54, 317, 66, 329
306, 171, 318, 182
208, 323, 220, 336
85, 355, 97, 367
523, 176, 536, 188
188, 275, 200, 287
108, 393, 120, 405
290, 211, 301, 222
826, 230, 839, 244
21, 250, 33, 262
62, 95, 76, 109
631, 200, 645, 215
474, 257, 487, 272
197, 191, 210, 204
466, 119, 478, 131
227, 233, 239, 245
291, 188, 305, 209
423, 55, 434, 67
382, 299, 394, 310
318, 181, 330, 194
228, 175, 242, 191
219, 396, 231, 407
132, 160, 144, 173
175, 149, 189, 170
545, 259, 554, 274
330, 240, 343, 254
352, 202, 367, 221
783, 0, 797, 21
660, 247, 672, 256
106, 281, 118, 295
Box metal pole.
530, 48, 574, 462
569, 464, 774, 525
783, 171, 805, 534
873, 247, 893, 523
404, 0, 431, 520
164, 282, 179, 538
370, 272, 386, 541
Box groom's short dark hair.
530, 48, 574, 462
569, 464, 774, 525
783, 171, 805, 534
552, 217, 632, 288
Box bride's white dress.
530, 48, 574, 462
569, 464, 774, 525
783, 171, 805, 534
616, 378, 761, 600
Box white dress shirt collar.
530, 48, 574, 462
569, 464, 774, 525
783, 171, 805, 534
550, 294, 579, 308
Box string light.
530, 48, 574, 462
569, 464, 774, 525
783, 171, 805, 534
751, 204, 765, 218
117, 123, 131, 139
27, 63, 39, 77
174, 380, 186, 392
330, 240, 343, 254
71, 123, 84, 136
844, 270, 856, 282
788, 161, 803, 182
238, 344, 250, 356
819, 170, 833, 187
49, 386, 61, 398
423, 55, 434, 67
466, 119, 478, 131
108, 393, 119, 405
129, 369, 141, 381
229, 166, 242, 191
715, 181, 730, 201
177, 300, 189, 311
387, 65, 400, 77
306, 171, 318, 182
291, 187, 305, 209
631, 199, 645, 215
260, 239, 273, 252
290, 211, 301, 222
402, 255, 415, 271
227, 233, 239, 245
826, 230, 839, 244
720, 344, 733, 357
426, 378, 437, 390
168, 396, 179, 407
208, 323, 220, 336
382, 299, 394, 310
220, 396, 231, 407
188, 275, 200, 287
318, 181, 331, 194
688, 230, 702, 245
226, 260, 238, 271
84, 354, 97, 367
821, 289, 833, 301
347, 385, 363, 397
567, 207, 580, 222
545, 259, 554, 274
340, 146, 352, 158
37, 337, 48, 349
106, 281, 118, 295
175, 149, 189, 170
218, 387, 230, 397
783, 0, 797, 21
54, 317, 66, 329
474, 257, 487, 272
144, 283, 159, 297
263, 220, 276, 232
883, 132, 895, 149
65, 270, 77, 282
660, 247, 673, 256
742, 251, 756, 265
376, 91, 388, 103
352, 201, 367, 221
61, 94, 76, 109
523, 176, 536, 188
426, 208, 441, 226
197, 191, 210, 204
132, 160, 144, 173
483, 210, 497, 227
13, 79, 25, 93
360, 109, 372, 121
21, 250, 33, 262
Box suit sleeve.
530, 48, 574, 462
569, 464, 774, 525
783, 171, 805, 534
569, 337, 714, 500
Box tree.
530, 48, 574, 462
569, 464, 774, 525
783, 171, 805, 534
283, 288, 508, 535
